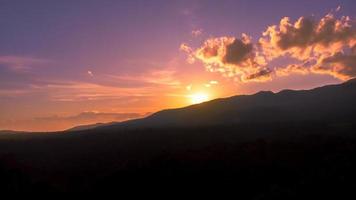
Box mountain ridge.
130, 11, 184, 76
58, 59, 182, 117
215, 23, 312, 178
95, 78, 356, 130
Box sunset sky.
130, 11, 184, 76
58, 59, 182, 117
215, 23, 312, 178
1, 0, 355, 131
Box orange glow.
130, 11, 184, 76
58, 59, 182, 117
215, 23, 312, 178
189, 92, 209, 104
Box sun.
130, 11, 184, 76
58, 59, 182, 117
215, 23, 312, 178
190, 92, 209, 104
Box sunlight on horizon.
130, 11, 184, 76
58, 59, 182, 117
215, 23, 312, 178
189, 92, 209, 104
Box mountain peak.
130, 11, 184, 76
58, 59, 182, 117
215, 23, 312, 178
254, 90, 274, 96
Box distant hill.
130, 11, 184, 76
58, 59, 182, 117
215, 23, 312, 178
0, 130, 25, 135
66, 122, 111, 132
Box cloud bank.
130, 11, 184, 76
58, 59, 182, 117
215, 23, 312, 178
181, 11, 356, 82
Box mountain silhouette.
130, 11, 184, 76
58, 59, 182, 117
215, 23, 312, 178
93, 78, 356, 130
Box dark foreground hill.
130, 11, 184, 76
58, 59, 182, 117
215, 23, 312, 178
1, 79, 356, 198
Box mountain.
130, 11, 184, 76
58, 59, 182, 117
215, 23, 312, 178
101, 78, 356, 130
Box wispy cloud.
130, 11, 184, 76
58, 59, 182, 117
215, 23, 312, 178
0, 56, 49, 72
0, 88, 32, 97
192, 29, 203, 37
42, 81, 159, 101
107, 69, 181, 87
0, 66, 184, 102
87, 70, 94, 77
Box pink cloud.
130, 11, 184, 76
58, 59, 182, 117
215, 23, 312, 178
181, 35, 271, 82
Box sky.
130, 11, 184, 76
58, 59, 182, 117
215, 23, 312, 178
0, 0, 355, 131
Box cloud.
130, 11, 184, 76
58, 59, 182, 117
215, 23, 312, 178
0, 66, 183, 103
336, 5, 341, 12
311, 45, 356, 80
180, 43, 195, 64
204, 80, 219, 88
260, 14, 355, 59
182, 34, 270, 82
109, 69, 181, 87
0, 79, 157, 102
0, 56, 48, 72
186, 84, 192, 91
0, 88, 32, 97
39, 69, 181, 101
87, 70, 94, 77
275, 64, 310, 77
182, 11, 356, 81
209, 80, 218, 85
192, 29, 203, 37
37, 111, 145, 122
259, 13, 356, 79
242, 68, 272, 82
42, 81, 160, 101
195, 35, 253, 66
